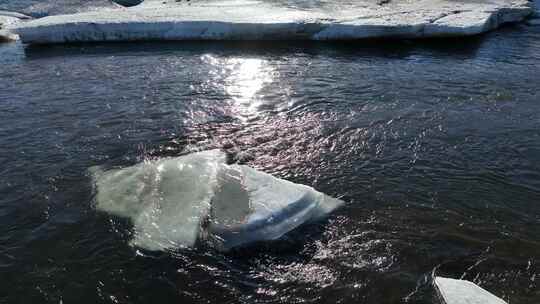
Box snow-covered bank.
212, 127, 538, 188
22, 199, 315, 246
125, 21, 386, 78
11, 0, 534, 44
91, 150, 343, 251
0, 11, 31, 41
435, 277, 507, 304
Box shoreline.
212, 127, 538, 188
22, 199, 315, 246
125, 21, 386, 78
2, 0, 536, 44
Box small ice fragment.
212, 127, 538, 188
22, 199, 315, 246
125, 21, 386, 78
434, 277, 507, 304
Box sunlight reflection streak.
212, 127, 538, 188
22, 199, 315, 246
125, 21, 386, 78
202, 55, 274, 120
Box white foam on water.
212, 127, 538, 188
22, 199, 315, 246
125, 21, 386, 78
92, 150, 343, 251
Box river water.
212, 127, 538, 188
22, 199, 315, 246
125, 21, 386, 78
1, 3, 540, 303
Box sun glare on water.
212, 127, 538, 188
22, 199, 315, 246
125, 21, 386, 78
202, 54, 275, 120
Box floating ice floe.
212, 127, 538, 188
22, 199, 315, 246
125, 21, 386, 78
8, 0, 535, 44
91, 150, 343, 251
435, 277, 508, 304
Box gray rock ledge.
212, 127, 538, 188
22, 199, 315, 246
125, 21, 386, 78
10, 0, 535, 44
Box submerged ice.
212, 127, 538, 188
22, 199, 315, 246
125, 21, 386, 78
92, 150, 343, 251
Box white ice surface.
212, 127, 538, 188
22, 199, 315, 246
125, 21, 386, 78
0, 15, 19, 28
93, 150, 224, 250
435, 277, 507, 304
0, 11, 30, 41
92, 150, 343, 251
11, 0, 534, 44
209, 164, 343, 250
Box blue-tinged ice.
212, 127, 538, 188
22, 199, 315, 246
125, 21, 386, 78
91, 150, 342, 251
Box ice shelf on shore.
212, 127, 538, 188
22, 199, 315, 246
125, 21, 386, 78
91, 150, 343, 251
534, 0, 540, 16
8, 0, 534, 44
0, 11, 31, 41
4, 0, 122, 18
435, 277, 508, 304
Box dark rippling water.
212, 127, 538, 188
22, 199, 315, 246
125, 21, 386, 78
1, 9, 540, 303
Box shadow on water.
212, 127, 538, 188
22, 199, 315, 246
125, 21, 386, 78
22, 34, 488, 60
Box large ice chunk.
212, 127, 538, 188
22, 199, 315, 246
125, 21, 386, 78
92, 150, 225, 251
92, 150, 342, 251
435, 277, 507, 304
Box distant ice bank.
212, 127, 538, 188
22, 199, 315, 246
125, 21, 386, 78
4, 0, 536, 44
0, 11, 31, 41
91, 150, 343, 251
